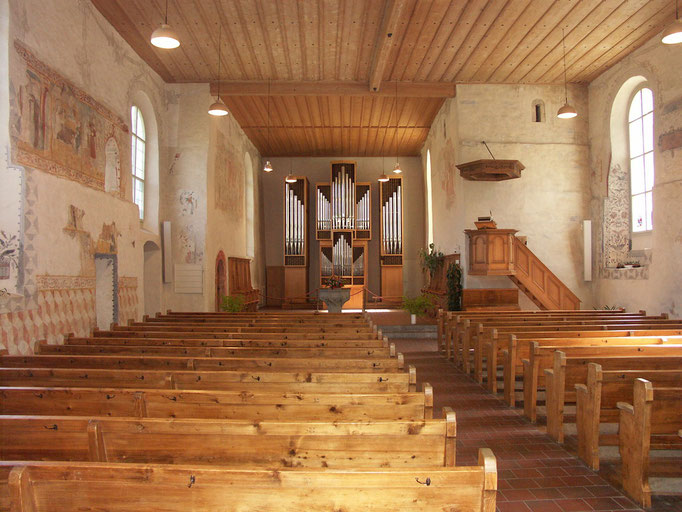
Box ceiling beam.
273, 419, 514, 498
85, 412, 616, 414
210, 80, 455, 98
368, 0, 409, 92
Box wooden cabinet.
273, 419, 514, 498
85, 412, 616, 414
465, 229, 517, 276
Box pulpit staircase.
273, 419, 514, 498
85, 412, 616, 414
508, 237, 580, 310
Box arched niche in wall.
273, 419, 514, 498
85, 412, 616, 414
104, 137, 121, 195
215, 250, 227, 312
130, 89, 159, 234
603, 76, 648, 268
143, 240, 162, 316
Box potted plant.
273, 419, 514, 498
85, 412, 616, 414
446, 262, 463, 311
418, 243, 445, 277
402, 294, 434, 324
220, 294, 245, 313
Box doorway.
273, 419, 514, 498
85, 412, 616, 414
215, 251, 227, 312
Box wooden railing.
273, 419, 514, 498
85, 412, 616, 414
509, 237, 580, 310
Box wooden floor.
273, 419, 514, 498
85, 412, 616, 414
394, 339, 682, 512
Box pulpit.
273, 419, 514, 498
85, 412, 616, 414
465, 228, 517, 276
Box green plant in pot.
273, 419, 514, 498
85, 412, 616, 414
220, 294, 245, 313
419, 243, 444, 277
402, 294, 434, 325
446, 262, 463, 311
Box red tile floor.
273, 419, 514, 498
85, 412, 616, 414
393, 339, 681, 512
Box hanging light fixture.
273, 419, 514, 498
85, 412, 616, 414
662, 0, 682, 44
263, 80, 274, 172
557, 29, 577, 119
378, 154, 389, 182
208, 22, 228, 117
151, 0, 180, 49
285, 160, 297, 183
393, 79, 402, 174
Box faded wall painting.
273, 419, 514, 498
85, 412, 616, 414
214, 130, 244, 220
9, 40, 129, 191
438, 137, 457, 210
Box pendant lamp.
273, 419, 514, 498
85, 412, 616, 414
557, 29, 577, 119
662, 0, 682, 44
285, 160, 297, 183
151, 0, 180, 49
208, 22, 228, 117
393, 79, 402, 173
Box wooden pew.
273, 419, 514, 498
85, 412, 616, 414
546, 351, 682, 445
0, 353, 404, 372
2, 449, 496, 511
37, 342, 395, 360
570, 362, 682, 470
0, 385, 434, 420
484, 329, 682, 395
95, 330, 380, 341
617, 380, 682, 508
440, 309, 641, 359
66, 335, 387, 348
500, 332, 682, 406
0, 410, 456, 468
449, 313, 656, 368
110, 325, 376, 335
462, 317, 678, 375
522, 343, 682, 422
0, 367, 417, 393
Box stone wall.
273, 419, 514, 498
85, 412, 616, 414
422, 83, 594, 309
588, 35, 682, 316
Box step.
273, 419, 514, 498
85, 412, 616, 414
378, 324, 438, 339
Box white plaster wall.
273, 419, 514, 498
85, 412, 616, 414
423, 83, 594, 308
262, 157, 425, 299
588, 35, 682, 316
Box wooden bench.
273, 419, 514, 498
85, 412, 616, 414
499, 333, 682, 405
448, 313, 657, 368
572, 363, 682, 470
462, 317, 678, 375
483, 329, 682, 395
96, 330, 380, 341
0, 385, 434, 420
522, 343, 682, 422
2, 449, 496, 511
37, 342, 396, 360
0, 410, 456, 467
439, 309, 641, 357
617, 380, 682, 507
0, 353, 404, 372
66, 335, 388, 348
0, 367, 417, 392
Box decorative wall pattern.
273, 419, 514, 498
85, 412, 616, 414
602, 164, 630, 268
9, 40, 129, 192
118, 276, 139, 325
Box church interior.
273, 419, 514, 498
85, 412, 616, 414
0, 0, 681, 510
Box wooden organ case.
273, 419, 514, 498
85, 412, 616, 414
282, 176, 309, 306
380, 176, 403, 305
316, 162, 369, 309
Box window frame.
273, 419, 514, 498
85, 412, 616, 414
131, 105, 146, 221
626, 86, 654, 234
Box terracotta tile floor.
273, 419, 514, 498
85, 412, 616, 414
393, 339, 681, 512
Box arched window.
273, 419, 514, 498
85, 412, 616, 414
426, 149, 434, 246
628, 88, 654, 233
131, 105, 146, 220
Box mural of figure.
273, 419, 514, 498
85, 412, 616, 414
25, 70, 47, 150
88, 121, 97, 159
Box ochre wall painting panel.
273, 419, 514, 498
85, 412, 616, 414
9, 40, 129, 192
214, 130, 244, 221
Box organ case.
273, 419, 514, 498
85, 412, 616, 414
283, 177, 309, 305
380, 176, 403, 304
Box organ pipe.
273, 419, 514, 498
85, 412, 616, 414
381, 178, 402, 256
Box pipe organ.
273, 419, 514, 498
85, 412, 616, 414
380, 176, 403, 305
282, 177, 309, 306
315, 162, 369, 309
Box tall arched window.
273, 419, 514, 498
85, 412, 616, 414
131, 105, 146, 220
628, 88, 654, 233
426, 149, 434, 246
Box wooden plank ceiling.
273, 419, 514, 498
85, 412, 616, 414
92, 0, 676, 156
